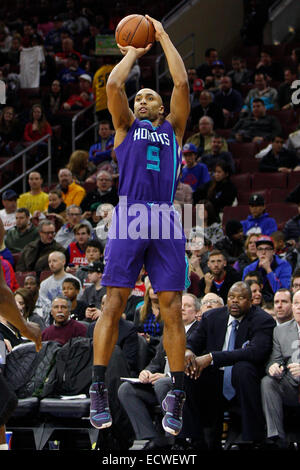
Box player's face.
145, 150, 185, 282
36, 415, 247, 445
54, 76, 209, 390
134, 89, 164, 122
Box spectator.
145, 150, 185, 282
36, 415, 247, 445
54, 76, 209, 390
277, 66, 298, 109
227, 56, 253, 90
189, 199, 224, 246
75, 239, 103, 288
231, 98, 282, 143
62, 277, 88, 321
66, 150, 96, 185
80, 170, 119, 214
57, 168, 86, 207
193, 160, 237, 216
205, 60, 226, 93
14, 287, 45, 330
261, 289, 300, 449
88, 120, 115, 166
38, 250, 82, 307
242, 235, 292, 301
197, 249, 241, 303
271, 230, 298, 271
197, 293, 224, 321
44, 188, 67, 223
41, 295, 87, 345
259, 134, 300, 173
291, 269, 300, 295
173, 170, 193, 207
241, 73, 278, 114
55, 204, 92, 249
5, 207, 39, 253
283, 201, 300, 243
255, 49, 284, 83
23, 103, 52, 143
44, 15, 66, 52
241, 193, 277, 236
93, 202, 114, 250
233, 233, 259, 274
58, 52, 85, 84
92, 60, 115, 122
200, 134, 235, 174
65, 222, 91, 267
213, 75, 244, 123
245, 279, 264, 308
180, 143, 211, 192
215, 219, 245, 266
62, 89, 92, 111
187, 67, 198, 97
196, 47, 219, 81
0, 189, 17, 231
285, 123, 300, 158
54, 36, 81, 65
16, 219, 65, 273
41, 79, 65, 124
118, 293, 199, 451
17, 171, 49, 215
183, 281, 276, 450
134, 283, 164, 355
273, 288, 293, 325
187, 116, 228, 156
0, 106, 23, 156
190, 90, 224, 130
79, 261, 106, 312
23, 273, 51, 321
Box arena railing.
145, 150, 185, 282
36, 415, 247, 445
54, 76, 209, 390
0, 134, 52, 195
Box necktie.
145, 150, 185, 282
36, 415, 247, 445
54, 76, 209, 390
223, 319, 239, 401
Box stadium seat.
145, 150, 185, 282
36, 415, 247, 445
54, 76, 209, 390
268, 188, 290, 202
230, 173, 251, 192
237, 189, 269, 205
266, 202, 298, 230
238, 158, 260, 174
252, 172, 288, 190
228, 142, 257, 159
39, 271, 52, 282
287, 171, 300, 190
222, 205, 249, 229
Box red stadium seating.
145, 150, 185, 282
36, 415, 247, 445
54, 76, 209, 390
252, 172, 288, 190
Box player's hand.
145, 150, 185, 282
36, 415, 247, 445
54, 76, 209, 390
20, 321, 42, 352
117, 43, 152, 58
145, 15, 165, 41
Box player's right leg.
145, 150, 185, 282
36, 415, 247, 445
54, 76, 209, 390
90, 286, 131, 429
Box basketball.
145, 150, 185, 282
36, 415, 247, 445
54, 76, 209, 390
115, 14, 155, 48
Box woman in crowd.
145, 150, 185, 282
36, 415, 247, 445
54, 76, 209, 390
134, 283, 163, 356
0, 106, 23, 155
41, 79, 65, 125
189, 199, 224, 246
193, 160, 237, 215
233, 233, 259, 274
14, 287, 45, 330
23, 103, 52, 143
66, 149, 96, 185
245, 279, 264, 308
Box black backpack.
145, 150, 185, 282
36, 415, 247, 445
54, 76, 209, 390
53, 337, 93, 396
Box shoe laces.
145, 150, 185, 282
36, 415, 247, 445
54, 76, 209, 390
172, 392, 185, 420
93, 383, 107, 413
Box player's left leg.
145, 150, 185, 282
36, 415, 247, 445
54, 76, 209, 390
157, 290, 186, 436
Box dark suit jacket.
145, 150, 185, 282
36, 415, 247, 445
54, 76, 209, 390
87, 317, 138, 373
186, 306, 276, 373
147, 321, 199, 374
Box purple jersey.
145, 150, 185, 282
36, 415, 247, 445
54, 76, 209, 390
115, 119, 182, 203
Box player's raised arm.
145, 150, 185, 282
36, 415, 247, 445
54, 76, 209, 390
106, 45, 151, 136
146, 15, 190, 146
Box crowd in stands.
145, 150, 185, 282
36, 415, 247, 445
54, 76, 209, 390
1, 0, 300, 452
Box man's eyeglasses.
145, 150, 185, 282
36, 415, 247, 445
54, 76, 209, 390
41, 231, 55, 235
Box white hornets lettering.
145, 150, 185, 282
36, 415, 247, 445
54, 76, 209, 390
133, 127, 170, 146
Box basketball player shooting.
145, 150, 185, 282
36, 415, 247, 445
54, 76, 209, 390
89, 15, 190, 437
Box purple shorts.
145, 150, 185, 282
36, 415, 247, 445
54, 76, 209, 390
101, 202, 189, 293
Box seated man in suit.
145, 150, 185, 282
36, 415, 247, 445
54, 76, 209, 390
118, 293, 200, 451
261, 288, 300, 449
181, 281, 276, 450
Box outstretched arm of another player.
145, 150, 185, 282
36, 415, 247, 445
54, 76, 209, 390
106, 44, 151, 135
0, 219, 42, 351
146, 15, 190, 146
